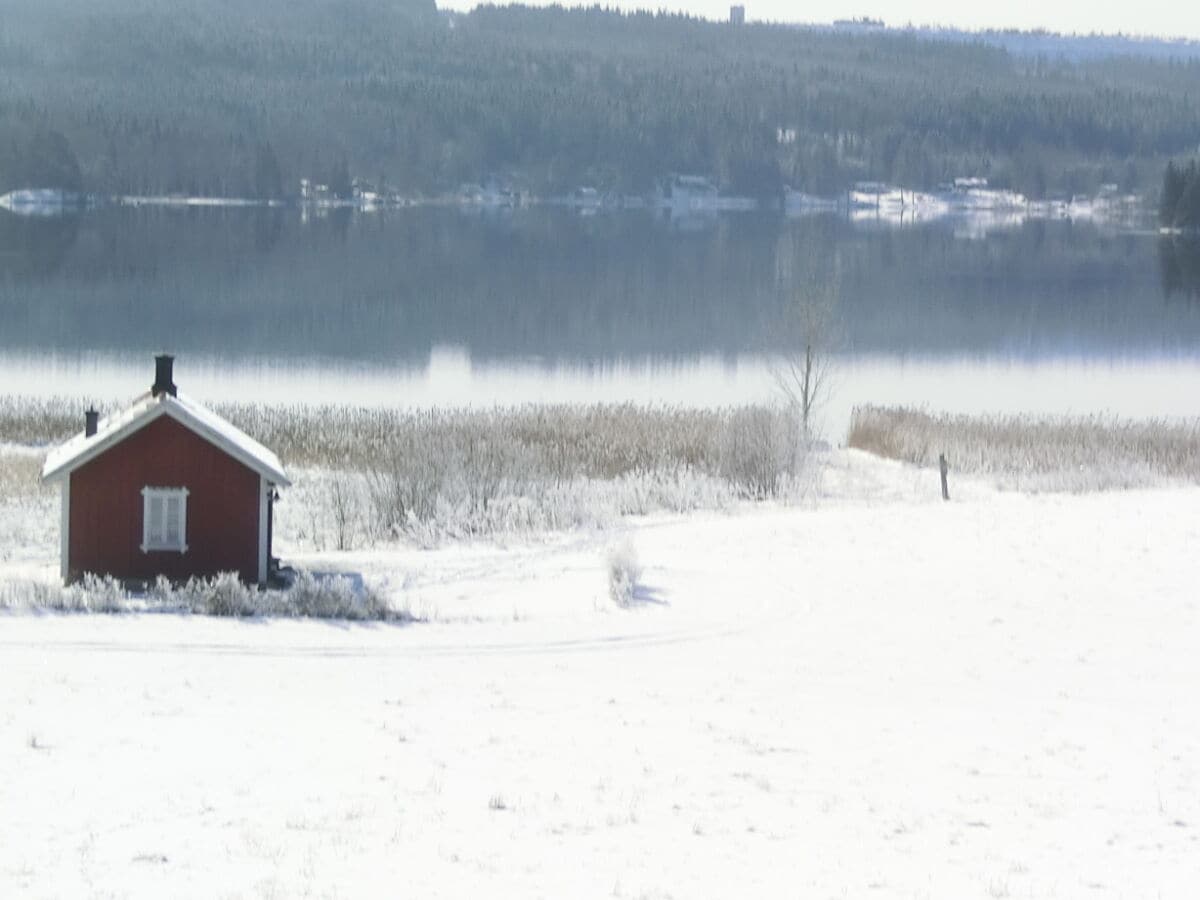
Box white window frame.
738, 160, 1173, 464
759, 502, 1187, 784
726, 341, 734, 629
141, 486, 189, 554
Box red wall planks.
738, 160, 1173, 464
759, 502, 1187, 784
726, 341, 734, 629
68, 415, 260, 584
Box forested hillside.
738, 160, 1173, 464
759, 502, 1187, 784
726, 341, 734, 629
3, 0, 1200, 198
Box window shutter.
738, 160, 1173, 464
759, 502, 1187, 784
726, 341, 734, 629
148, 495, 165, 545
165, 495, 181, 544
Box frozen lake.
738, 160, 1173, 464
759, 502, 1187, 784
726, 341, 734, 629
2, 205, 1198, 436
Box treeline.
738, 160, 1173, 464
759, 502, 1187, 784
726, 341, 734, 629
0, 125, 83, 195
1161, 161, 1200, 229
3, 0, 1200, 198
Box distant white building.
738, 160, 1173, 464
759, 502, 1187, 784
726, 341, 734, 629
299, 179, 333, 202
658, 174, 719, 209
572, 186, 601, 206
0, 188, 79, 215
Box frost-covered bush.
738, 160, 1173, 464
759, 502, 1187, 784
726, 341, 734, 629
0, 578, 78, 611
351, 405, 808, 544
0, 452, 58, 562
172, 570, 394, 620
848, 405, 1200, 492
0, 574, 124, 613
246, 403, 813, 548
286, 471, 376, 551
607, 540, 642, 608
1, 571, 401, 621
718, 406, 801, 499
77, 573, 126, 613
182, 571, 259, 617
286, 570, 391, 620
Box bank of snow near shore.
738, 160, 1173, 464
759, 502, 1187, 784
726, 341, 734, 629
1, 448, 1198, 898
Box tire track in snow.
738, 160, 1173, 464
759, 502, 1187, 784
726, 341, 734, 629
0, 576, 803, 660
0, 618, 757, 659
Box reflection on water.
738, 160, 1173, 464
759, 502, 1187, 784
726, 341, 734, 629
1159, 236, 1200, 303
1, 206, 1199, 437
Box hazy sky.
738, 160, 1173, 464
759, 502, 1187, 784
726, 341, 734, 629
440, 0, 1200, 41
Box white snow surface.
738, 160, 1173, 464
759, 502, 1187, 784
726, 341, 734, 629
2, 450, 1199, 897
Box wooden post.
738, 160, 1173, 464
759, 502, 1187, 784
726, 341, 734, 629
939, 453, 950, 501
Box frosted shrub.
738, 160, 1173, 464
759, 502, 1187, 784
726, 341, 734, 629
0, 579, 80, 611
718, 406, 799, 499
350, 405, 807, 544
607, 540, 642, 608
1, 570, 400, 621
172, 571, 393, 620
285, 570, 391, 620
0, 575, 125, 612
77, 573, 126, 613
185, 572, 257, 617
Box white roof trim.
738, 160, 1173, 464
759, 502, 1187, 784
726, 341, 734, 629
41, 391, 291, 487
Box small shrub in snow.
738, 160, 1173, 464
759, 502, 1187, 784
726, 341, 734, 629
286, 571, 391, 621
718, 406, 801, 499
0, 574, 125, 613
607, 540, 642, 608
77, 573, 125, 613
0, 578, 74, 612
184, 572, 258, 617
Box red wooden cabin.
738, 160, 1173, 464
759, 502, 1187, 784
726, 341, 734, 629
41, 356, 291, 586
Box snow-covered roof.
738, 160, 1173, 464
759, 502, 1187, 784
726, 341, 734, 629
41, 391, 291, 487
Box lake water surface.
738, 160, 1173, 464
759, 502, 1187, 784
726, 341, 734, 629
2, 205, 1199, 439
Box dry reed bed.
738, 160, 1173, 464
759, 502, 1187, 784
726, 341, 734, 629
1, 397, 799, 483
848, 405, 1200, 491
0, 454, 45, 500
0, 396, 88, 446
0, 397, 809, 547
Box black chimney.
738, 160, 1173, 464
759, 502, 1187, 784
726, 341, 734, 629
152, 354, 177, 397
84, 407, 99, 437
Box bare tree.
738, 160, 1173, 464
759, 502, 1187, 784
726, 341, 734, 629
771, 279, 841, 439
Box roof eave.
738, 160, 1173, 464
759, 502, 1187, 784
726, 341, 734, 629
39, 396, 291, 488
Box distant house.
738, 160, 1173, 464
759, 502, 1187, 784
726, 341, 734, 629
658, 174, 719, 209
0, 189, 83, 216
299, 178, 333, 202
573, 186, 600, 204
41, 356, 291, 586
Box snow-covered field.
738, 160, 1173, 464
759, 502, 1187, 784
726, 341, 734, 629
2, 450, 1199, 897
